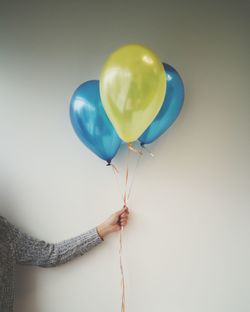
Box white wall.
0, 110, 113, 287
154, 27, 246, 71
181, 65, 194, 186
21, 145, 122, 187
0, 1, 249, 311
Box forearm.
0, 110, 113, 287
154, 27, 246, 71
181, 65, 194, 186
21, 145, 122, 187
41, 227, 103, 267
12, 224, 103, 267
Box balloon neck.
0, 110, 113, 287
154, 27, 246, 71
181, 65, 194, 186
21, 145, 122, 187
140, 142, 145, 148
106, 161, 111, 166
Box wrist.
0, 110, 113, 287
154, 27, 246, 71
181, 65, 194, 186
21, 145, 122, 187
96, 223, 110, 240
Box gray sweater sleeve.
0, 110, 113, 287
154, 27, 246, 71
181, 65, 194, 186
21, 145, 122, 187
11, 224, 103, 267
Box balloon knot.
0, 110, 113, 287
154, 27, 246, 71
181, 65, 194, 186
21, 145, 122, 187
106, 162, 111, 166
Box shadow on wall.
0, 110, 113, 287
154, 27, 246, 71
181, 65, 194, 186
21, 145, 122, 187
0, 185, 39, 311
15, 266, 38, 312
0, 173, 14, 217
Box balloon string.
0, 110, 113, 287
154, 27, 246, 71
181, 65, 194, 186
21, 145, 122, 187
119, 226, 125, 312
123, 144, 130, 206
127, 145, 143, 201
109, 164, 126, 312
119, 144, 130, 312
111, 164, 124, 202
128, 142, 143, 156
109, 143, 144, 312
141, 144, 154, 157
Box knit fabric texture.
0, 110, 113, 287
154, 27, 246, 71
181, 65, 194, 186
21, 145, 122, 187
0, 216, 103, 311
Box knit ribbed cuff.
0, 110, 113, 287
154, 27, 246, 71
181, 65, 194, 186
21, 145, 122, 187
87, 227, 104, 244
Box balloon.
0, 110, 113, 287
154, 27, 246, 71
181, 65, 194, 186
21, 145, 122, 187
139, 63, 184, 145
100, 44, 166, 143
70, 80, 121, 164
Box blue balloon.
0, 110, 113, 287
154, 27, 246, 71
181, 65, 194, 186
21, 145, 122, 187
139, 63, 184, 145
70, 80, 121, 164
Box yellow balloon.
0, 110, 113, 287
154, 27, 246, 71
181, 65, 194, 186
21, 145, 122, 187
100, 44, 167, 143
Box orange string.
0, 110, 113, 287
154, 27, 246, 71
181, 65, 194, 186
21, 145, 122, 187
119, 144, 131, 312
128, 142, 143, 156
110, 163, 126, 312
109, 143, 143, 312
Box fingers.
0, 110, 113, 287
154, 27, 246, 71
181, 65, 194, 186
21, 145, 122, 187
119, 212, 129, 227
113, 206, 129, 227
119, 220, 128, 227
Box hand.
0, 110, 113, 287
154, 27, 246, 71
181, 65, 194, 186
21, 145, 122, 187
97, 206, 129, 239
